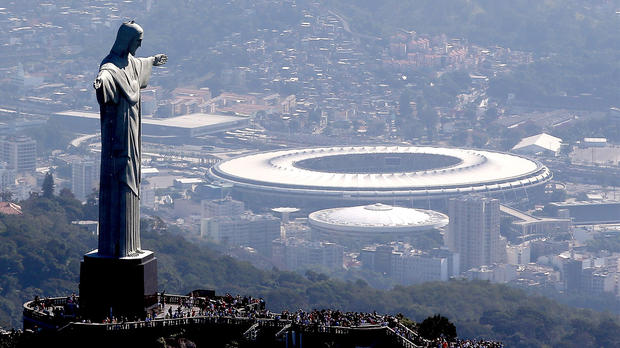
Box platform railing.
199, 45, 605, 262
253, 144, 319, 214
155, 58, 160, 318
25, 294, 426, 348
63, 315, 268, 332
23, 296, 78, 324
159, 293, 261, 311
385, 327, 424, 348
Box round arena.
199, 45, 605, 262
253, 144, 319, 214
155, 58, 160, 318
208, 146, 552, 210
308, 203, 449, 243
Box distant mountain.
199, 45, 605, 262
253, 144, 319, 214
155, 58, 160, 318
327, 0, 620, 52
139, 0, 618, 57
324, 0, 620, 108
135, 0, 620, 108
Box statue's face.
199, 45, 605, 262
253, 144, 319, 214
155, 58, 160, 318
128, 34, 143, 56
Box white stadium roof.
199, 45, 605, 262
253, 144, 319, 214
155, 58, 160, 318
208, 146, 552, 202
308, 203, 449, 233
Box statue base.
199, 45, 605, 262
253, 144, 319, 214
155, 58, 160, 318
79, 250, 157, 321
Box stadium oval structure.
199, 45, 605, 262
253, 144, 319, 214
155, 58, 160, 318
309, 203, 449, 240
207, 146, 552, 208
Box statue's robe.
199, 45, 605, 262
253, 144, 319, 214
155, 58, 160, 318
94, 53, 153, 258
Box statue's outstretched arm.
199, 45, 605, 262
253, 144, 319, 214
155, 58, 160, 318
153, 54, 168, 66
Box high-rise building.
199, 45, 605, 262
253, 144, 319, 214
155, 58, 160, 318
272, 238, 343, 271
374, 245, 395, 275
201, 213, 281, 256
360, 244, 459, 285
72, 160, 98, 201
561, 258, 583, 292
447, 196, 503, 272
0, 161, 16, 192
1, 136, 36, 173
581, 267, 615, 294
201, 196, 245, 219
391, 251, 450, 285
140, 183, 156, 209
506, 243, 531, 265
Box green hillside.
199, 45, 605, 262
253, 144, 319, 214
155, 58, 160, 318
1, 194, 619, 347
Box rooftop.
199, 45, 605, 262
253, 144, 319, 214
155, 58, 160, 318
309, 203, 448, 232
55, 110, 248, 129
0, 202, 22, 215
512, 133, 562, 153
209, 146, 552, 199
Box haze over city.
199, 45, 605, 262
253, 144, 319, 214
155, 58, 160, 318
1, 1, 620, 347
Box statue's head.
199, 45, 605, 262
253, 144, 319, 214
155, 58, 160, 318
111, 21, 144, 57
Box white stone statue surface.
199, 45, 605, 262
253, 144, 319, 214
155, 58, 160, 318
93, 21, 167, 257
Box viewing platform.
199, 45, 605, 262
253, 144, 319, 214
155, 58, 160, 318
23, 292, 502, 348
23, 292, 429, 347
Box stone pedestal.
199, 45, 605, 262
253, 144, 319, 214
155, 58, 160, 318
79, 250, 157, 321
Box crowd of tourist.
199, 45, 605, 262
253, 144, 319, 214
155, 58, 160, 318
30, 294, 78, 319
27, 293, 503, 347
281, 308, 398, 328
155, 293, 266, 320
390, 326, 504, 348
427, 338, 504, 348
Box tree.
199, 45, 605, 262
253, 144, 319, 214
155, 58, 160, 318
305, 270, 329, 282
450, 129, 469, 147
463, 106, 477, 124
308, 107, 322, 124
42, 173, 55, 198
471, 130, 489, 148
367, 119, 386, 136
83, 189, 99, 220
59, 188, 75, 200
418, 314, 457, 340
398, 91, 413, 125
400, 120, 425, 140
418, 106, 439, 139
0, 191, 13, 202
549, 189, 567, 203
439, 70, 471, 97
484, 107, 499, 123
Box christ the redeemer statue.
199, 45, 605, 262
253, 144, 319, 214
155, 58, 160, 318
93, 21, 167, 257
80, 21, 165, 321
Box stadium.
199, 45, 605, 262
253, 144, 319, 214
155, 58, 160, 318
308, 203, 449, 243
207, 145, 552, 210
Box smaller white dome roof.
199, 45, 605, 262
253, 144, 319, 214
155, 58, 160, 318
308, 203, 449, 233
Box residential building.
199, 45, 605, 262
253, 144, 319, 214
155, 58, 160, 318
272, 238, 343, 271
447, 196, 504, 272
500, 204, 571, 240
360, 244, 459, 285
201, 213, 280, 256
506, 243, 531, 265
71, 160, 98, 201
0, 161, 16, 191
465, 264, 518, 283
201, 196, 245, 219
1, 136, 36, 173
140, 183, 156, 210
561, 257, 583, 293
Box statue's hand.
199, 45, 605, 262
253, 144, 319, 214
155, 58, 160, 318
154, 54, 168, 66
